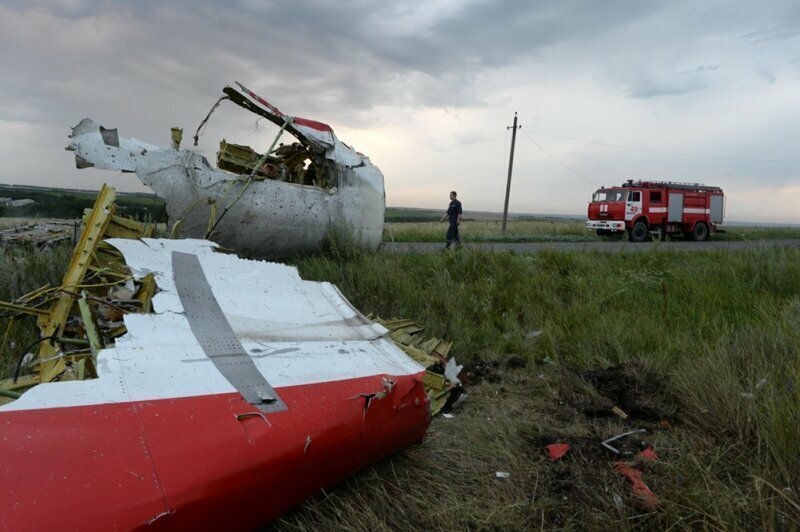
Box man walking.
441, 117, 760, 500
439, 190, 462, 249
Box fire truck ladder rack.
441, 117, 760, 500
621, 179, 723, 193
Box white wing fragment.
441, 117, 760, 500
2, 238, 421, 412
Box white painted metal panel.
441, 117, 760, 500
710, 195, 724, 223
0, 239, 422, 412
668, 193, 683, 222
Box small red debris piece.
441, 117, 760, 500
613, 462, 660, 510
638, 447, 659, 461
659, 419, 672, 429
546, 443, 570, 461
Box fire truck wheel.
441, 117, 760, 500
691, 222, 709, 242
629, 220, 648, 242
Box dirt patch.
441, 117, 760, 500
576, 362, 674, 423
516, 362, 678, 526
461, 359, 502, 385
462, 355, 530, 385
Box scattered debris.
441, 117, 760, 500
449, 390, 468, 410
444, 358, 464, 385
601, 429, 648, 456
611, 406, 629, 419
579, 363, 672, 422
0, 220, 78, 249
526, 363, 673, 525
638, 446, 659, 461
495, 471, 511, 479
546, 443, 571, 461
613, 461, 661, 510
376, 317, 463, 416
0, 185, 154, 393
525, 329, 543, 341
612, 493, 624, 510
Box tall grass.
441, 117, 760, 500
384, 218, 800, 243
385, 219, 594, 243
291, 245, 800, 529
296, 246, 800, 366
0, 243, 72, 377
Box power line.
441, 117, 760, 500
525, 129, 800, 163
520, 130, 599, 187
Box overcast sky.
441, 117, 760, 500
1, 0, 799, 222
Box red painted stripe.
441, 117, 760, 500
236, 82, 333, 133
294, 117, 334, 133
1, 372, 430, 530
239, 84, 285, 118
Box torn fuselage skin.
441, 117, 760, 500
66, 84, 385, 259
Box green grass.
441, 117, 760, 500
0, 243, 72, 378
385, 219, 594, 243
284, 243, 800, 529
2, 239, 799, 529
384, 218, 800, 243
0, 184, 166, 222
716, 226, 800, 241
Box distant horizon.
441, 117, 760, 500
2, 181, 797, 227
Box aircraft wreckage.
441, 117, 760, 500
66, 82, 385, 259
0, 188, 461, 529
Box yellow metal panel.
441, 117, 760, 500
37, 184, 116, 380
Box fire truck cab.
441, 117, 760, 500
586, 180, 725, 242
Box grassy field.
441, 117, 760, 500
1, 237, 799, 529
385, 218, 800, 243
0, 244, 73, 377
0, 218, 36, 230
0, 184, 166, 222
385, 219, 593, 243
282, 244, 799, 530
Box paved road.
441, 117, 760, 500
381, 239, 800, 254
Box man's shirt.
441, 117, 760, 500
447, 199, 462, 223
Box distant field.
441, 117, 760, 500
385, 219, 594, 243
385, 206, 577, 223
385, 217, 800, 243
0, 185, 166, 222
5, 192, 795, 244
0, 218, 32, 230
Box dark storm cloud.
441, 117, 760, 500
3, 0, 799, 121
0, 0, 666, 128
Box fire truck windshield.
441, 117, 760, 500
593, 189, 627, 202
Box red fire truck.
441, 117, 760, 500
586, 180, 725, 242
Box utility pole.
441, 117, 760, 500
502, 112, 521, 233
